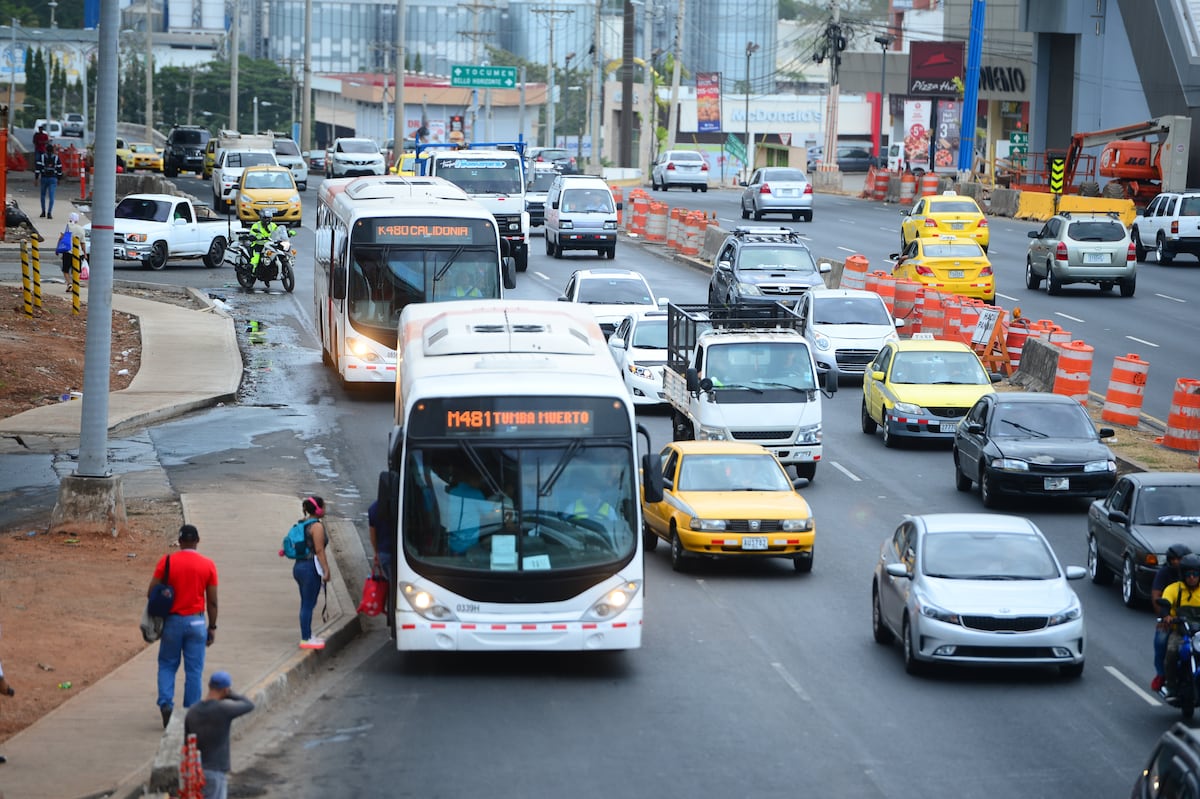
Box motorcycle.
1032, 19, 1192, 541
1156, 604, 1200, 719
229, 224, 296, 292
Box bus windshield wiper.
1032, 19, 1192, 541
432, 247, 466, 283
539, 440, 582, 498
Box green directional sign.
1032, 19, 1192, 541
725, 133, 747, 163
1048, 156, 1066, 195
1009, 131, 1029, 157
451, 65, 519, 89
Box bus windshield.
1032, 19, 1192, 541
433, 157, 524, 195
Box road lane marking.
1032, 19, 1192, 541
1106, 665, 1163, 706
837, 246, 857, 253
1056, 312, 1085, 323
1155, 293, 1186, 303
1127, 336, 1160, 348
997, 292, 1020, 304
771, 662, 813, 702
534, 271, 551, 281
829, 461, 862, 482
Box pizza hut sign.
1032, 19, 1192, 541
908, 41, 964, 98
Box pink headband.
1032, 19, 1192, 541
305, 496, 324, 517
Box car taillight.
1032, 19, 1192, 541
915, 265, 934, 276
980, 265, 993, 276
1055, 242, 1068, 261
977, 218, 988, 228
667, 162, 676, 170
804, 184, 813, 194
1171, 220, 1179, 234
700, 163, 708, 171
924, 218, 937, 228
1127, 242, 1137, 262
760, 183, 772, 194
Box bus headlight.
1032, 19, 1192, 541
347, 337, 380, 362
584, 580, 641, 620
399, 582, 458, 621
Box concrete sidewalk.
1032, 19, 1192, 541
0, 283, 369, 798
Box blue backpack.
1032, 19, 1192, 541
282, 518, 319, 559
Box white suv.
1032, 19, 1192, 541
325, 138, 386, 178
1132, 190, 1200, 264
272, 137, 309, 191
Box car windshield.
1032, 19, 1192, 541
677, 454, 791, 492
577, 278, 653, 305
528, 171, 558, 192
275, 140, 301, 156
991, 401, 1095, 439
132, 144, 155, 153
535, 149, 569, 161
923, 243, 984, 258
763, 169, 807, 182
930, 201, 981, 214
813, 296, 892, 326
889, 351, 988, 385
115, 198, 170, 223
706, 341, 816, 390
737, 247, 818, 272
244, 170, 292, 190
172, 130, 206, 145
562, 188, 614, 213
1068, 221, 1124, 242
922, 532, 1060, 580
630, 319, 667, 349
1134, 485, 1200, 525
340, 140, 378, 154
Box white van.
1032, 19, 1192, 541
544, 175, 620, 259
35, 119, 64, 139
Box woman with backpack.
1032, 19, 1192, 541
284, 496, 331, 649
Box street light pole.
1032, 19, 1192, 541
744, 41, 758, 181
8, 21, 15, 132
253, 95, 258, 133
145, 0, 154, 142
873, 34, 894, 165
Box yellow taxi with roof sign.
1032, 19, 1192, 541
234, 165, 302, 225
890, 234, 995, 303
900, 190, 990, 252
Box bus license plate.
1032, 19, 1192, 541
1045, 477, 1070, 491
742, 536, 768, 550
949, 269, 964, 279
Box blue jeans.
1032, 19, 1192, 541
202, 768, 228, 799
293, 559, 322, 640
157, 613, 207, 710
1156, 625, 1170, 676
40, 176, 58, 215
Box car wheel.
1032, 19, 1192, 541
793, 462, 816, 482
792, 212, 801, 222
662, 183, 669, 192
144, 241, 169, 271
202, 237, 227, 268
753, 208, 763, 221
552, 239, 563, 259
545, 236, 554, 256
860, 399, 878, 434
1122, 557, 1142, 608
642, 522, 658, 553
1047, 264, 1063, 295
793, 553, 813, 573
515, 248, 529, 272
1025, 258, 1041, 290
1060, 661, 1084, 679
604, 247, 616, 260
1120, 276, 1136, 297
1087, 535, 1115, 585
902, 616, 923, 675
803, 211, 813, 222
701, 186, 708, 193
953, 452, 972, 491
872, 586, 895, 644
1157, 232, 1175, 264
1133, 228, 1147, 262
691, 186, 699, 193
980, 469, 1001, 508
741, 203, 750, 220
670, 528, 688, 572
882, 418, 897, 448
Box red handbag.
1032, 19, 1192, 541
357, 574, 387, 616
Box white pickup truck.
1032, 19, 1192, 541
92, 194, 241, 271
663, 303, 838, 481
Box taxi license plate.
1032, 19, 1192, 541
1045, 477, 1070, 491
949, 222, 965, 229
742, 536, 768, 550
113, 247, 124, 258
939, 422, 957, 433
949, 269, 965, 279
1083, 252, 1107, 264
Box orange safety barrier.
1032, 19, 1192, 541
840, 254, 869, 290
920, 290, 944, 338
861, 166, 877, 199
1053, 340, 1094, 405
875, 273, 897, 315
919, 171, 939, 198
1005, 317, 1032, 373
893, 280, 921, 332
899, 172, 917, 206
872, 169, 890, 201
629, 194, 650, 236
667, 207, 684, 251
610, 185, 623, 226
1101, 353, 1150, 427
645, 201, 668, 242
864, 269, 882, 295
1156, 378, 1200, 452
941, 295, 962, 342
680, 211, 705, 257
958, 299, 982, 345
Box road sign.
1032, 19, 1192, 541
1009, 131, 1029, 157
1048, 155, 1066, 194
725, 133, 746, 163
450, 65, 518, 89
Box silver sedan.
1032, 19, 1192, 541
740, 167, 814, 222
872, 513, 1087, 677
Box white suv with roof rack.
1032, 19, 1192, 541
1131, 190, 1200, 264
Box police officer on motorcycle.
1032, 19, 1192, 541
1158, 553, 1200, 698
1153, 544, 1193, 692
248, 208, 280, 277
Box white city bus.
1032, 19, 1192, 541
377, 300, 663, 651
314, 176, 517, 383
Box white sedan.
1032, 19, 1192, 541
560, 267, 666, 339
872, 513, 1087, 677
607, 310, 668, 405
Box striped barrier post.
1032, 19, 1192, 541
645, 201, 668, 243
1156, 378, 1200, 453
1054, 340, 1094, 405
1101, 353, 1149, 427
1005, 317, 1032, 374
840, 255, 869, 289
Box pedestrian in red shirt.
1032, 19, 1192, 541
147, 524, 219, 728
32, 125, 49, 185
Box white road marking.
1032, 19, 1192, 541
837, 246, 857, 254
1106, 665, 1163, 706
1155, 293, 1186, 303
534, 271, 551, 281
1127, 335, 1160, 348
1056, 312, 1085, 323
996, 292, 1021, 303
772, 662, 813, 702
829, 461, 862, 482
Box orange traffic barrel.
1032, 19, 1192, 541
1048, 325, 1072, 346
920, 290, 944, 338
1053, 340, 1094, 405
1101, 353, 1150, 428
875, 273, 897, 316
840, 254, 869, 290
680, 212, 705, 257
645, 201, 668, 242
667, 207, 684, 251
958, 299, 982, 345
861, 166, 877, 199
942, 295, 962, 342
610, 185, 623, 226
892, 278, 920, 324
899, 172, 917, 206
872, 169, 890, 201
1005, 317, 1032, 374
864, 269, 882, 295
919, 171, 939, 198
1156, 378, 1200, 452
630, 194, 650, 236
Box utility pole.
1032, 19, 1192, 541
394, 0, 406, 154
665, 0, 685, 152
637, 0, 655, 179
815, 0, 844, 190
958, 0, 986, 175
744, 41, 759, 181
145, 0, 154, 141
531, 3, 573, 147
589, 0, 602, 172
230, 0, 240, 131
460, 0, 497, 142
301, 0, 312, 150
619, 0, 633, 166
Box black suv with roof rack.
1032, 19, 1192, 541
163, 125, 211, 178
708, 226, 831, 308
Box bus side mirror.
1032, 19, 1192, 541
502, 257, 517, 290
642, 452, 664, 504
332, 266, 347, 300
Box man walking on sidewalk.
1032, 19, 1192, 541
37, 144, 63, 219
184, 670, 255, 799
148, 524, 219, 728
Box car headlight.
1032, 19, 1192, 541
125, 233, 147, 243
892, 401, 922, 415
1047, 603, 1081, 626
561, 220, 574, 230
696, 425, 727, 441
690, 517, 727, 531
737, 282, 763, 295
990, 457, 1029, 471
398, 582, 458, 621
812, 331, 831, 351
795, 423, 821, 445
584, 581, 641, 620
1084, 459, 1116, 473
630, 364, 656, 380
289, 193, 301, 204
782, 517, 813, 532
603, 221, 617, 230
917, 596, 960, 624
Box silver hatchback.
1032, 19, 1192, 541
651, 150, 709, 192
1025, 212, 1136, 296
740, 167, 814, 222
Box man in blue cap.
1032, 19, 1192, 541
184, 670, 255, 799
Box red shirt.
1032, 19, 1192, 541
33, 130, 49, 154
153, 549, 218, 616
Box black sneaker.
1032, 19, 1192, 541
160, 704, 172, 728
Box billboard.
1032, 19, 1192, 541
903, 99, 932, 172
908, 41, 964, 97
696, 72, 721, 133
933, 101, 961, 172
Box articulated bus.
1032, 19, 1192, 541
377, 300, 663, 651
314, 176, 517, 383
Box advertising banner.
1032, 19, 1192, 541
903, 99, 932, 172
908, 41, 964, 97
933, 100, 960, 172
696, 72, 722, 133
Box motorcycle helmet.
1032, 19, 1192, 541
1168, 544, 1192, 562
1179, 553, 1200, 574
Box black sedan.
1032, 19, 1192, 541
952, 392, 1117, 508
1087, 472, 1200, 608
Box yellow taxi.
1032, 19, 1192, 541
900, 190, 990, 252
125, 142, 163, 172
890, 234, 995, 302
390, 152, 416, 175
641, 440, 816, 573
861, 338, 998, 447
203, 139, 218, 179
233, 165, 302, 225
